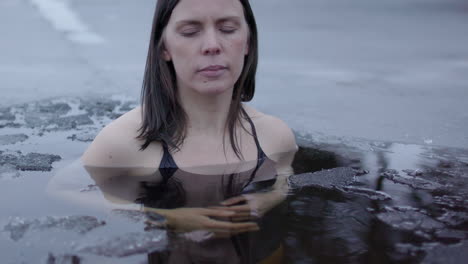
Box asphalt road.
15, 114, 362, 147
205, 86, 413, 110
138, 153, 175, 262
1, 0, 467, 148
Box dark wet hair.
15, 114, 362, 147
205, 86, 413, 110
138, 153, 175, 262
138, 0, 259, 159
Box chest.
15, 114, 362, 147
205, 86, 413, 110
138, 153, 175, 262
170, 133, 260, 171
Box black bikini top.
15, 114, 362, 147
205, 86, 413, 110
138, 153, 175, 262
158, 108, 267, 182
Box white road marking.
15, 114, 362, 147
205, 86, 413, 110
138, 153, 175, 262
29, 0, 104, 44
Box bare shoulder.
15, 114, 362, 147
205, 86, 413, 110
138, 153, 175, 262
81, 106, 162, 168
242, 105, 298, 156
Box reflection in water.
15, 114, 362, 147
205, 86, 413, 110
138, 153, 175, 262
48, 148, 293, 264
45, 143, 468, 263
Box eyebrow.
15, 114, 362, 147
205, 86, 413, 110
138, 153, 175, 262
175, 16, 242, 27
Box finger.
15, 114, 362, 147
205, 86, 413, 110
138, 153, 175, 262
220, 196, 247, 206
230, 211, 251, 216
227, 211, 252, 218
204, 208, 244, 222
221, 213, 255, 222
221, 204, 252, 212
231, 209, 261, 220
207, 206, 229, 210
205, 219, 259, 231
200, 208, 236, 217
212, 207, 256, 221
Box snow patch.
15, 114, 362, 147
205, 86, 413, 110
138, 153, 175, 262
30, 0, 104, 44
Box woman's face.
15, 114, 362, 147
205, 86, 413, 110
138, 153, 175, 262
162, 0, 250, 96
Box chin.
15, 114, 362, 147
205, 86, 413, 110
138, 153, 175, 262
194, 80, 233, 96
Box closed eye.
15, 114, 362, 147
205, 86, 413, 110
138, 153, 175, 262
180, 31, 198, 37
180, 27, 200, 37
220, 27, 237, 34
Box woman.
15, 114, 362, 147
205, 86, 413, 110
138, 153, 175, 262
81, 0, 297, 262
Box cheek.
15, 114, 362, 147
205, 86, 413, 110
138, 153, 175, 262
169, 43, 196, 76
228, 38, 248, 73
230, 37, 248, 55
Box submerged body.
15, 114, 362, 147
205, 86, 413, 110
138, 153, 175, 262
142, 109, 287, 263
79, 104, 295, 263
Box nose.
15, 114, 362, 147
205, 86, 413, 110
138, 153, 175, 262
202, 29, 221, 56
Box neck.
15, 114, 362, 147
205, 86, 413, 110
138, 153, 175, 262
178, 86, 236, 137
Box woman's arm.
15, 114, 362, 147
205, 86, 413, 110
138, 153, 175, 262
46, 160, 143, 211
47, 109, 160, 210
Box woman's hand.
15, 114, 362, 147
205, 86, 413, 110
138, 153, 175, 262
217, 191, 285, 222
145, 207, 259, 237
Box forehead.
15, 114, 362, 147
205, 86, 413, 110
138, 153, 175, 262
169, 0, 245, 23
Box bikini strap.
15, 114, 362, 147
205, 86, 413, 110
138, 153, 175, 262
241, 108, 267, 161
240, 108, 268, 190
158, 141, 178, 181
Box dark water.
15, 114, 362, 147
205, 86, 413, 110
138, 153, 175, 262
1, 97, 467, 263
286, 141, 468, 263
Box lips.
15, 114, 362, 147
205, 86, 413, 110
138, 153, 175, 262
199, 65, 227, 72
198, 65, 227, 78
